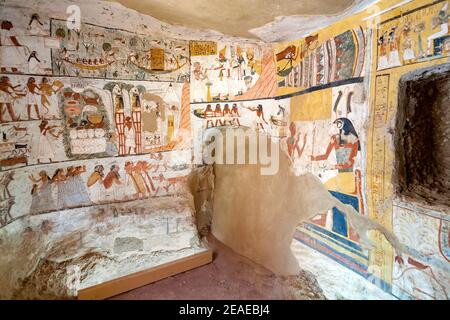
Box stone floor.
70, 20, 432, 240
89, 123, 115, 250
110, 235, 396, 300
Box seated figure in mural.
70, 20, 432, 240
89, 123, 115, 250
310, 118, 362, 237
311, 118, 359, 193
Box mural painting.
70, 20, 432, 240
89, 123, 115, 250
190, 41, 265, 102
0, 149, 191, 227
392, 205, 449, 300
288, 82, 370, 277
0, 10, 53, 75
377, 1, 450, 70
275, 27, 367, 93
190, 98, 289, 156
51, 19, 190, 82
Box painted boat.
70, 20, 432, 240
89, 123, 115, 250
62, 57, 114, 70
129, 56, 188, 74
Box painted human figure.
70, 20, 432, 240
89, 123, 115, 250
310, 118, 362, 237
427, 2, 449, 55
103, 164, 122, 201
246, 104, 268, 130
61, 166, 90, 207
138, 160, 156, 193
211, 47, 230, 100
0, 76, 21, 122
124, 116, 136, 155
388, 28, 401, 67
402, 21, 416, 64
377, 33, 389, 70
205, 104, 214, 128
36, 120, 62, 164
26, 77, 41, 120
222, 103, 233, 126
0, 20, 27, 73
28, 51, 46, 74
231, 103, 241, 126
0, 172, 15, 226
286, 122, 307, 160
28, 13, 47, 36
39, 77, 63, 115
311, 118, 360, 175
113, 85, 126, 155
130, 87, 142, 153
214, 104, 223, 127
192, 61, 207, 102
29, 170, 55, 213
125, 161, 148, 199
51, 168, 67, 208
86, 165, 105, 203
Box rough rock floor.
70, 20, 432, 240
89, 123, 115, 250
110, 234, 326, 300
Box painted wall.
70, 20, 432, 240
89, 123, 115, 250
274, 0, 450, 300
0, 1, 210, 298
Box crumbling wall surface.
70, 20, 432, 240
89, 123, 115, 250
0, 192, 204, 299
210, 128, 403, 276
187, 165, 215, 236
395, 63, 450, 209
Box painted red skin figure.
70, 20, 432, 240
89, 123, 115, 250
287, 122, 307, 160
0, 76, 21, 122
311, 134, 359, 170
214, 104, 223, 127
222, 103, 232, 126
205, 104, 214, 128
231, 103, 240, 126
131, 89, 142, 154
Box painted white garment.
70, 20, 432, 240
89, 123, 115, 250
89, 179, 104, 203
26, 88, 40, 105
37, 133, 55, 160
403, 48, 415, 60
389, 50, 402, 67
125, 125, 136, 151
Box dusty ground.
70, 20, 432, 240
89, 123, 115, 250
110, 234, 326, 300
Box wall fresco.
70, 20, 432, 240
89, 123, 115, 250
190, 42, 267, 102
50, 19, 190, 82
275, 26, 367, 94
377, 1, 450, 70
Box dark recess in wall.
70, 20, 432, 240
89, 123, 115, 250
394, 63, 450, 209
